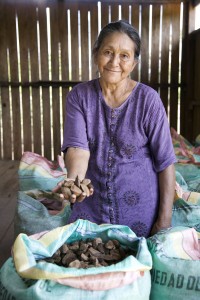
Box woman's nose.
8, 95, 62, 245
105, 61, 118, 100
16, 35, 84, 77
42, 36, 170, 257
109, 54, 120, 65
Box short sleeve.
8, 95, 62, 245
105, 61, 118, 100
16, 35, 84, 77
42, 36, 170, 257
61, 87, 89, 152
144, 92, 177, 172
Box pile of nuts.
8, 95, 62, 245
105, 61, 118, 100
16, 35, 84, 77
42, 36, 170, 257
61, 176, 92, 201
39, 238, 135, 269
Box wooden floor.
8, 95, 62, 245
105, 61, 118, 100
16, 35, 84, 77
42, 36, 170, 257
0, 160, 19, 268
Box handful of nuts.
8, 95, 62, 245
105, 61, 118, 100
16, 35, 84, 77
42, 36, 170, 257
61, 175, 93, 202
38, 238, 135, 269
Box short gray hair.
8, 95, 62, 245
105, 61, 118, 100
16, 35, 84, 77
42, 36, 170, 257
92, 20, 141, 61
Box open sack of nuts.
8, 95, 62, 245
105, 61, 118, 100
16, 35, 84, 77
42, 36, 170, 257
1, 219, 152, 300
14, 175, 93, 237
15, 151, 73, 237
14, 190, 72, 237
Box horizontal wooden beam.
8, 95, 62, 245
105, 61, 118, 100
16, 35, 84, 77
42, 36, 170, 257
0, 81, 80, 88
189, 101, 200, 109
62, 0, 189, 3
0, 81, 186, 89
0, 0, 190, 3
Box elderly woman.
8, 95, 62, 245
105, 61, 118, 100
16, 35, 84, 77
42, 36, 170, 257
61, 20, 177, 237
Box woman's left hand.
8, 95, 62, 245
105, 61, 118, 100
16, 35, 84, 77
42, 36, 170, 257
150, 220, 171, 236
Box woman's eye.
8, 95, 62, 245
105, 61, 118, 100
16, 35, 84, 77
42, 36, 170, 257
104, 50, 112, 57
120, 54, 129, 61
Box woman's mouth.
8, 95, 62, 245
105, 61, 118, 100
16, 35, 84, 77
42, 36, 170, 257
105, 68, 120, 73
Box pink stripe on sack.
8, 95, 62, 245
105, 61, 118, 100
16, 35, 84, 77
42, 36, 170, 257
55, 270, 143, 290
182, 228, 200, 260
20, 152, 67, 177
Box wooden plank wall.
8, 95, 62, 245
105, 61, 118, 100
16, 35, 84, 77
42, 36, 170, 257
193, 30, 200, 140
185, 28, 200, 142
0, 0, 190, 160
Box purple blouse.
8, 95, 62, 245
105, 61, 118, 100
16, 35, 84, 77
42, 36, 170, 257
62, 79, 177, 237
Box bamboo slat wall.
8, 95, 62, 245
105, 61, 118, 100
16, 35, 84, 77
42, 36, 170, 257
0, 0, 192, 160
185, 28, 200, 142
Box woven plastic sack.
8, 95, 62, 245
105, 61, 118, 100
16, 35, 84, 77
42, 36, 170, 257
172, 178, 200, 229
175, 163, 200, 192
147, 226, 200, 300
18, 151, 67, 191
14, 190, 71, 236
0, 220, 152, 300
171, 127, 200, 164
175, 171, 188, 191
171, 128, 200, 192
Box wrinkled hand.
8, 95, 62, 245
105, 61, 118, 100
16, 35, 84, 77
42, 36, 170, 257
52, 176, 94, 204
150, 220, 171, 236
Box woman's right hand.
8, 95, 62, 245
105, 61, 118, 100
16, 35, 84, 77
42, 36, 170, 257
52, 177, 94, 204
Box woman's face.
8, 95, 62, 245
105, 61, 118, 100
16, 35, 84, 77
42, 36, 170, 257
95, 32, 137, 85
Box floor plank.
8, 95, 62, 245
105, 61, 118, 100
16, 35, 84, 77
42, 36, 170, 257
0, 160, 19, 268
